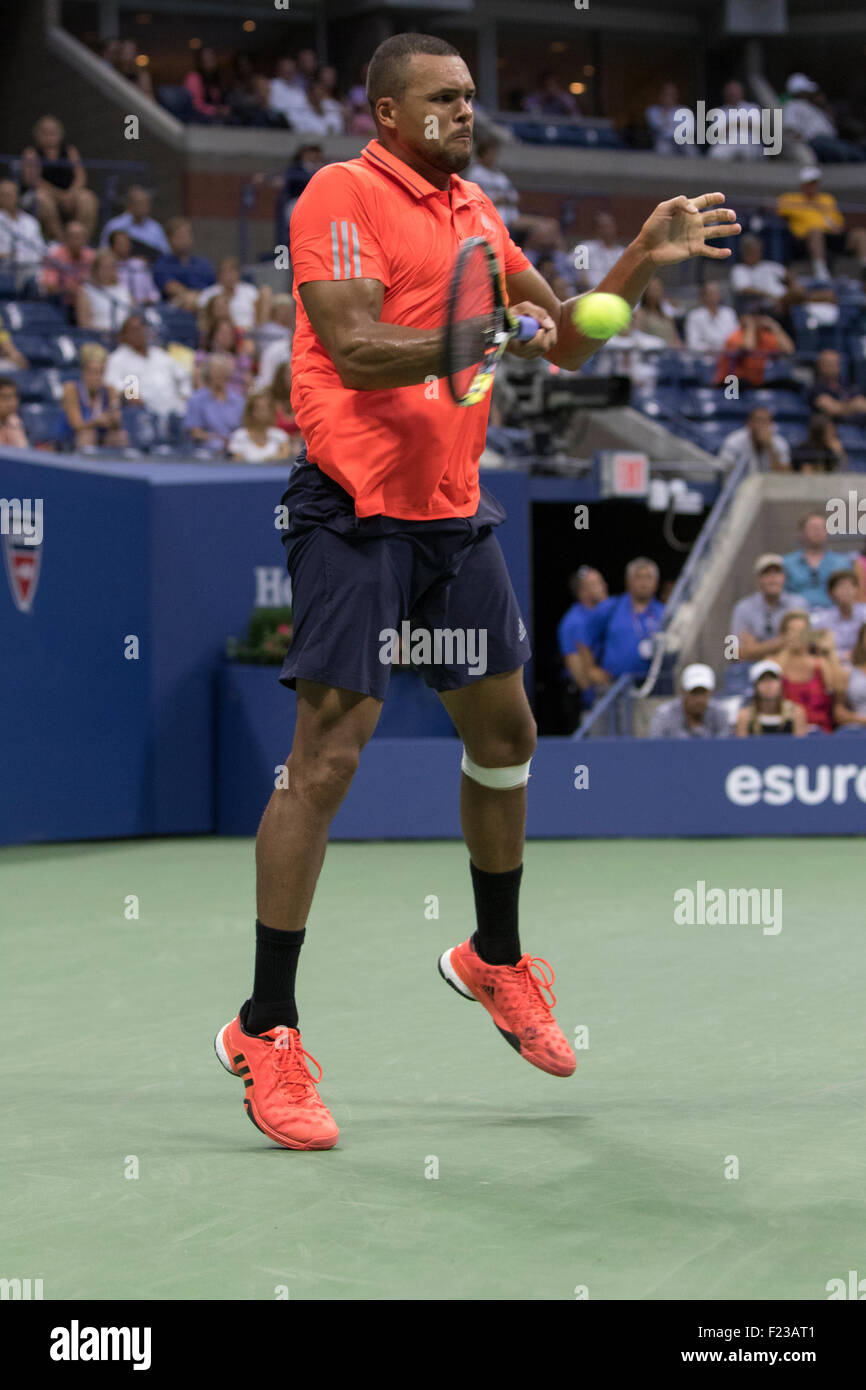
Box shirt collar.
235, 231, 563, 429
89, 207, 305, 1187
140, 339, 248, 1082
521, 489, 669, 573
360, 138, 478, 208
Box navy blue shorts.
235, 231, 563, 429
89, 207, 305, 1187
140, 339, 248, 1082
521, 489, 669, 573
278, 457, 531, 700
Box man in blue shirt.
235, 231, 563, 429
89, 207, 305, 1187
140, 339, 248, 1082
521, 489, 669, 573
100, 186, 171, 259
556, 566, 609, 729
184, 354, 244, 452
585, 556, 666, 681
784, 511, 857, 610
153, 218, 215, 308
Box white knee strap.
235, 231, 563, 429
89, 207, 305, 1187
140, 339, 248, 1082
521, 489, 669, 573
461, 750, 531, 789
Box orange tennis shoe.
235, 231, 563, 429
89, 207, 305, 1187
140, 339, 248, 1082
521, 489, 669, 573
438, 938, 576, 1077
215, 1005, 338, 1150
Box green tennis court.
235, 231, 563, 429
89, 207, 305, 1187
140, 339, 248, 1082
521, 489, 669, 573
3, 836, 862, 1301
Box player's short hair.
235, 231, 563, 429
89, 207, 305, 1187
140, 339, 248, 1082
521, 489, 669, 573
366, 32, 461, 121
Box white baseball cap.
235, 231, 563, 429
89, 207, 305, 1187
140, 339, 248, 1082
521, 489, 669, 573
799, 165, 822, 184
681, 663, 716, 692
788, 74, 818, 95
750, 660, 783, 683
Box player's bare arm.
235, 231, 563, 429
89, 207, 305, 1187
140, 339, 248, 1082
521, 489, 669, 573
299, 277, 447, 389
506, 191, 741, 372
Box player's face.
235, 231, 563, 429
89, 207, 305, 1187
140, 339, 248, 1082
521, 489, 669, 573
398, 55, 475, 174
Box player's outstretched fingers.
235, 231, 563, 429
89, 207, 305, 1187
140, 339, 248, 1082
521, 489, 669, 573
689, 191, 726, 210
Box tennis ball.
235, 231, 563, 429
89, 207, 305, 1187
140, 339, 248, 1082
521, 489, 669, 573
572, 292, 631, 339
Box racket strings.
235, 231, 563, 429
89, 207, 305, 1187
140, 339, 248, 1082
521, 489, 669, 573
449, 246, 499, 397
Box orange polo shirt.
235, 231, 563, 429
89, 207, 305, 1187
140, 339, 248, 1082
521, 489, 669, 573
289, 138, 531, 519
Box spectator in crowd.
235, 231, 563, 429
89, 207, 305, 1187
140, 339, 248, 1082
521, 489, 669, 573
15, 148, 55, 235
153, 218, 215, 308
107, 228, 160, 305
782, 74, 836, 142
267, 56, 314, 128
268, 142, 327, 242
104, 313, 190, 422
833, 623, 866, 730
810, 570, 866, 662
467, 136, 520, 228
346, 62, 376, 136
268, 359, 300, 437
253, 293, 295, 389
784, 511, 858, 609
296, 50, 319, 87
0, 377, 28, 447
685, 281, 739, 354
60, 342, 127, 450
809, 348, 866, 420
735, 660, 807, 736
100, 186, 171, 259
0, 179, 46, 270
707, 80, 763, 161
576, 212, 625, 291
525, 72, 580, 118
777, 609, 845, 732
21, 115, 99, 240
288, 75, 345, 135
75, 248, 134, 331
777, 167, 866, 282
198, 292, 251, 355
40, 220, 95, 306
790, 410, 847, 473
226, 53, 270, 128
583, 557, 666, 683
522, 221, 577, 290
649, 664, 731, 738
856, 543, 866, 602
194, 316, 253, 395
719, 406, 791, 473
115, 38, 153, 99
730, 234, 788, 315
557, 566, 610, 720
645, 82, 695, 157
0, 325, 28, 370
731, 554, 803, 662
184, 47, 230, 122
714, 310, 794, 389
199, 256, 270, 332
184, 352, 244, 451
633, 275, 682, 346
782, 74, 865, 163
228, 392, 292, 463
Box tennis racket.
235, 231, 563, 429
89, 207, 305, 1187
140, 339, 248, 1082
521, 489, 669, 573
443, 236, 540, 407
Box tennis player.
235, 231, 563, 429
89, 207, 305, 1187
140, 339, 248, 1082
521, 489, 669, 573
216, 33, 741, 1149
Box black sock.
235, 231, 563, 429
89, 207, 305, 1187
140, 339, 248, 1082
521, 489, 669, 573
245, 920, 304, 1034
469, 862, 522, 966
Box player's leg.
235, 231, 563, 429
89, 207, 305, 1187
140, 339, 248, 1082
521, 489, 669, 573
420, 529, 575, 1076
254, 676, 382, 971
215, 681, 381, 1151
438, 666, 535, 877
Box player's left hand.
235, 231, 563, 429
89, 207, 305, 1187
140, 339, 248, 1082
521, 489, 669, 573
636, 192, 741, 267
506, 302, 557, 358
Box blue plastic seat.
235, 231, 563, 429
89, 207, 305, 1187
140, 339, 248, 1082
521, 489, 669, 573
1, 300, 67, 333
19, 402, 65, 446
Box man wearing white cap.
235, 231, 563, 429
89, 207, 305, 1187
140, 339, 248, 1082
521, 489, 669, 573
777, 166, 866, 282
649, 664, 730, 738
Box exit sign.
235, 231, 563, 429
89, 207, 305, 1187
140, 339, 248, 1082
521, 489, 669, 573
599, 451, 649, 497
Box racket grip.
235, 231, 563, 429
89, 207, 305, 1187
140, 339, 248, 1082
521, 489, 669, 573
515, 315, 541, 342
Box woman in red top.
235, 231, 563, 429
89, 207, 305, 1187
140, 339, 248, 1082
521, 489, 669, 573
777, 610, 845, 732
268, 359, 301, 437
184, 48, 230, 122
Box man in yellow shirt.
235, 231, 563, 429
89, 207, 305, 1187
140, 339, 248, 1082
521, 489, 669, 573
777, 166, 866, 280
